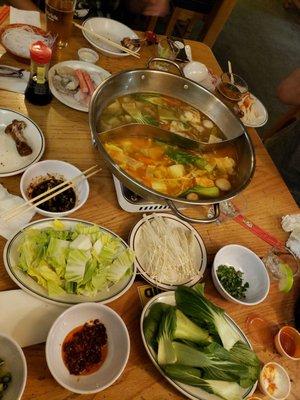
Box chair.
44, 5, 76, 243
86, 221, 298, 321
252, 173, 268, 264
165, 7, 206, 37
147, 0, 237, 48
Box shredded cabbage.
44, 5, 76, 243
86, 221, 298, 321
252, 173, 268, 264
17, 221, 134, 297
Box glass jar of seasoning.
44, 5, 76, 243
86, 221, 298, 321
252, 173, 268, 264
25, 40, 52, 105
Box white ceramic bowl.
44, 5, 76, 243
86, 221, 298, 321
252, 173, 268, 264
78, 47, 99, 63
0, 333, 27, 400
46, 303, 130, 394
212, 244, 270, 305
20, 160, 89, 218
183, 61, 209, 84
82, 17, 139, 57
259, 362, 291, 400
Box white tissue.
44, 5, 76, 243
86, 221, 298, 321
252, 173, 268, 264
282, 214, 300, 232
0, 184, 35, 240
281, 214, 300, 258
286, 229, 300, 258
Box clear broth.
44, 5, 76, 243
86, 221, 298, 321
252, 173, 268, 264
99, 92, 226, 144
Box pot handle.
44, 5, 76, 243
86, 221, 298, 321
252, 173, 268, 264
147, 57, 184, 77
166, 200, 220, 224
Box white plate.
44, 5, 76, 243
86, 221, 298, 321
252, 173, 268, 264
82, 17, 139, 57
140, 291, 257, 400
48, 60, 110, 112
3, 218, 136, 306
129, 213, 207, 290
239, 94, 268, 128
0, 108, 45, 177
46, 303, 130, 394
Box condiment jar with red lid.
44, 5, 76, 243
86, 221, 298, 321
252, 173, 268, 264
25, 40, 53, 105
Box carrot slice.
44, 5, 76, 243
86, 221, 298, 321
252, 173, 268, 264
74, 69, 89, 93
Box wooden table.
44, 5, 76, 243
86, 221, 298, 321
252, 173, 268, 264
0, 26, 299, 400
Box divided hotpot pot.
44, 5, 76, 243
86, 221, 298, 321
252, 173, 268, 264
89, 58, 255, 223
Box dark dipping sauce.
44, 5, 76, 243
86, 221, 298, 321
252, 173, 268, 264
218, 82, 244, 101
62, 319, 108, 376
28, 175, 76, 213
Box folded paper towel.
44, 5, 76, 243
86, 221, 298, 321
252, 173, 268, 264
0, 66, 30, 93
0, 184, 35, 240
10, 6, 41, 27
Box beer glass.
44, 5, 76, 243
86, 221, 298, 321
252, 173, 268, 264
45, 0, 76, 48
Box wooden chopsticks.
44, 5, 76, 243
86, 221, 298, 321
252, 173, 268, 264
0, 5, 10, 26
2, 165, 101, 222
73, 21, 140, 59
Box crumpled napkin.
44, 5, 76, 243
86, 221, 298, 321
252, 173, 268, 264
282, 214, 300, 258
10, 6, 41, 27
0, 184, 35, 240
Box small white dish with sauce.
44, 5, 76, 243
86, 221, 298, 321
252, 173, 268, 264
46, 302, 130, 394
78, 47, 99, 64
259, 362, 291, 400
20, 159, 89, 218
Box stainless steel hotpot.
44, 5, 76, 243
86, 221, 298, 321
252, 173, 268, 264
89, 58, 255, 223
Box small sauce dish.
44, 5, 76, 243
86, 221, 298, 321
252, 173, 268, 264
183, 61, 209, 84
259, 362, 291, 400
78, 47, 99, 64
274, 325, 300, 360
217, 72, 248, 101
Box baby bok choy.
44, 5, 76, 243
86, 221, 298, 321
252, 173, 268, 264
156, 307, 212, 365
143, 302, 172, 351
172, 342, 259, 388
175, 285, 241, 350
163, 364, 244, 400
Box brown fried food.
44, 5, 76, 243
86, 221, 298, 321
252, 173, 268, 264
5, 119, 32, 156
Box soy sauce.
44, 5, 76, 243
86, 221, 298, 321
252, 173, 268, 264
25, 40, 52, 106
25, 77, 52, 105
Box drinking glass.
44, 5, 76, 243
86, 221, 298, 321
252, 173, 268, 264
263, 247, 299, 279
45, 0, 76, 49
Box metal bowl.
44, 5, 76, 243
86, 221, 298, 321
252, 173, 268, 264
89, 58, 255, 223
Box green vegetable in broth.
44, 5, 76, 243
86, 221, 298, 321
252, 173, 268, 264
182, 185, 220, 198
100, 92, 226, 143
165, 147, 213, 171
104, 135, 237, 199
